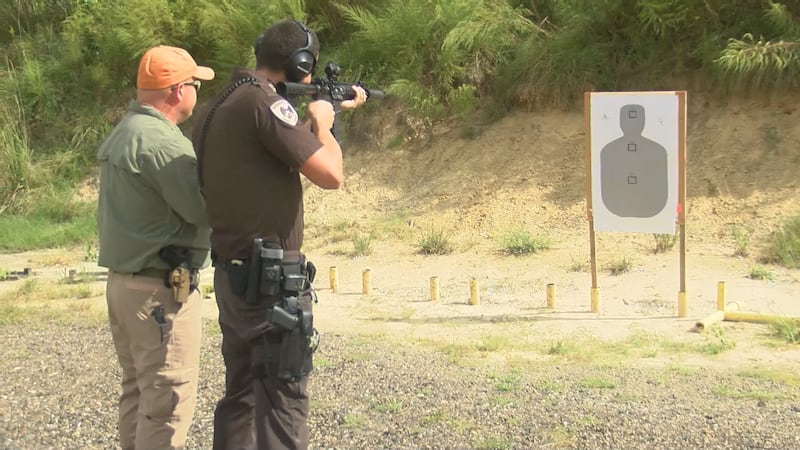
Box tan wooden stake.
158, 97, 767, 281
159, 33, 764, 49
677, 90, 688, 318
469, 278, 480, 305
678, 291, 688, 318
546, 283, 556, 310
329, 266, 339, 293
430, 276, 440, 302
362, 269, 371, 295
591, 288, 600, 314
585, 93, 601, 315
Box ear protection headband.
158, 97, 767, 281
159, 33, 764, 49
252, 20, 317, 82
285, 21, 316, 82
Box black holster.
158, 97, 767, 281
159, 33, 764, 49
268, 297, 317, 381
231, 238, 319, 381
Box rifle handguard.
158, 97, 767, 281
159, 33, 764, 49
276, 81, 384, 102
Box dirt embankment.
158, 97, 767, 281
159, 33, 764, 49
307, 93, 800, 253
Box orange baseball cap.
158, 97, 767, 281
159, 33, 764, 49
137, 45, 215, 90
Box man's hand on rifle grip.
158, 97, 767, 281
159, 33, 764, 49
307, 100, 335, 134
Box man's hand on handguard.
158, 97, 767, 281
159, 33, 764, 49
339, 85, 367, 111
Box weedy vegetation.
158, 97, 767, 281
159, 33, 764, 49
500, 229, 551, 256
749, 264, 775, 281
652, 232, 677, 254
731, 225, 753, 258
767, 216, 800, 268
418, 228, 454, 255
606, 257, 633, 276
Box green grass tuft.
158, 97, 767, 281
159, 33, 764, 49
767, 216, 800, 268
417, 228, 454, 255
500, 229, 551, 256
749, 264, 774, 281
770, 318, 800, 344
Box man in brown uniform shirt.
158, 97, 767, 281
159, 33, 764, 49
192, 20, 366, 449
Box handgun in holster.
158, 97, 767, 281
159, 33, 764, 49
158, 246, 196, 303
244, 238, 319, 380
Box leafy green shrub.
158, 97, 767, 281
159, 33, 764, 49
498, 0, 800, 108
652, 232, 677, 254
732, 225, 753, 258
770, 318, 800, 344
0, 98, 32, 214
334, 0, 537, 116
699, 324, 736, 355
500, 229, 551, 256
351, 233, 374, 257
715, 2, 800, 89
606, 257, 632, 276
749, 264, 774, 281
767, 216, 800, 268
418, 229, 453, 255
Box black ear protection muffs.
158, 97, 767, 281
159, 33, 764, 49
253, 20, 317, 83
285, 21, 316, 82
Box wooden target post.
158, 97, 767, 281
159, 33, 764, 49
584, 100, 601, 313
362, 269, 372, 295
469, 278, 480, 305
329, 266, 339, 293
430, 276, 440, 302
677, 92, 688, 317
546, 283, 557, 310
585, 91, 688, 317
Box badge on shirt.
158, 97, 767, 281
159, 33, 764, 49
270, 100, 298, 127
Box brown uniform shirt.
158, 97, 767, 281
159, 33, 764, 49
193, 69, 321, 260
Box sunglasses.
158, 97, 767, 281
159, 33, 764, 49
173, 80, 202, 92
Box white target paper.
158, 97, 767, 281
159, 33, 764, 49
589, 92, 681, 234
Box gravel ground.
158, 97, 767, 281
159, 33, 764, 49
1, 323, 799, 450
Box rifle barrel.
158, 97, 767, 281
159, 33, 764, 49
276, 82, 384, 101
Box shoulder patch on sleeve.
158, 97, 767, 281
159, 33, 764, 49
269, 99, 299, 127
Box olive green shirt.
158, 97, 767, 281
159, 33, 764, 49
96, 101, 210, 272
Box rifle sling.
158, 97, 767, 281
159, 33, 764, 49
196, 77, 260, 193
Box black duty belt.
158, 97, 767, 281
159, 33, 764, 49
214, 250, 304, 270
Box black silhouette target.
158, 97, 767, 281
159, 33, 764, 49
600, 104, 668, 218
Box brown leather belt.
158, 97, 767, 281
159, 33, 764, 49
134, 268, 170, 279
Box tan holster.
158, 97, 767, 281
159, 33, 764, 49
169, 267, 191, 303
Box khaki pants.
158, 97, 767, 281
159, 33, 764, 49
212, 267, 311, 450
106, 270, 202, 450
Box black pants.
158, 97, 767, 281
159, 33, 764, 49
212, 267, 312, 450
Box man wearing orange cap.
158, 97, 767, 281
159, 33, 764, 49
96, 45, 214, 450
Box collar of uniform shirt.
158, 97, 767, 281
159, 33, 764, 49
128, 100, 182, 133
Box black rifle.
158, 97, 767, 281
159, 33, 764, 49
275, 62, 384, 139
